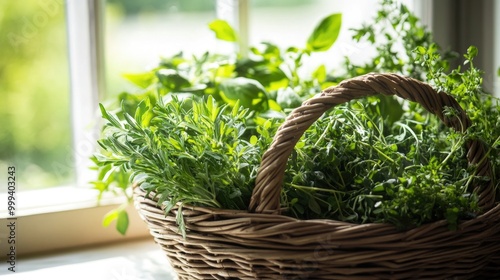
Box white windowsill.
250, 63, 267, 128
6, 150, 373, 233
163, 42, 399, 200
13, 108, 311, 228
0, 186, 124, 218
0, 186, 151, 257
0, 238, 177, 279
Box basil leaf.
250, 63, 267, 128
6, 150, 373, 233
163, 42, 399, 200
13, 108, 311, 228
116, 210, 129, 236
306, 13, 342, 52
122, 71, 155, 89
102, 209, 119, 228
220, 77, 268, 110
156, 69, 190, 91
208, 19, 237, 42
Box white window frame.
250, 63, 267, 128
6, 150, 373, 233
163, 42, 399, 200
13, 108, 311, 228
0, 0, 151, 257
1, 0, 498, 257
67, 0, 104, 188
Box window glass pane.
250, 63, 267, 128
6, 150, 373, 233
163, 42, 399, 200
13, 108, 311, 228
0, 0, 73, 190
104, 0, 218, 96
249, 0, 382, 68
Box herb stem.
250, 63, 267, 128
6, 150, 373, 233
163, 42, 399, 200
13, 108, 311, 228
440, 131, 470, 168
287, 183, 347, 195
314, 121, 334, 147
358, 141, 396, 164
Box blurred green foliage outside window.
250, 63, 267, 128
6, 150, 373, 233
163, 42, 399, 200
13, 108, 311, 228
0, 0, 73, 190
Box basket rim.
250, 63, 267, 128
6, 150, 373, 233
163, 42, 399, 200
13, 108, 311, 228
134, 186, 500, 234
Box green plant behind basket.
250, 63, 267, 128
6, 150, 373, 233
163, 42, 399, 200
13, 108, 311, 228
93, 12, 343, 234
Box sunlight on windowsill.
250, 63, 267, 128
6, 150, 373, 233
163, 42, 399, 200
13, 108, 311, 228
0, 186, 125, 218
0, 184, 150, 257
0, 238, 176, 279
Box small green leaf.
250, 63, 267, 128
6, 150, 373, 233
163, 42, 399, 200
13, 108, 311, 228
416, 46, 426, 55
312, 64, 327, 83
135, 99, 154, 127
308, 197, 322, 214
306, 13, 342, 52
176, 204, 187, 239
208, 19, 237, 42
219, 77, 268, 110
294, 203, 305, 214
250, 135, 258, 145
122, 72, 155, 89
465, 46, 478, 59
99, 104, 121, 128
123, 111, 141, 131
103, 207, 129, 235
102, 209, 119, 227
268, 99, 282, 112
163, 200, 176, 214
295, 141, 305, 149
116, 210, 129, 235
348, 142, 356, 150
169, 138, 183, 150
372, 184, 385, 192
135, 100, 147, 124
231, 99, 241, 117
156, 69, 191, 91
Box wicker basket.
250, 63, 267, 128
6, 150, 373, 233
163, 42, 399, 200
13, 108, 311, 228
134, 73, 500, 279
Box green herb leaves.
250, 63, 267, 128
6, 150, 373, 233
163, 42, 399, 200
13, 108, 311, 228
97, 96, 263, 218
93, 13, 347, 234
283, 96, 479, 229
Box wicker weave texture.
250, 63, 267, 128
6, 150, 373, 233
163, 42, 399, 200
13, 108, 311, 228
135, 188, 500, 279
134, 73, 500, 279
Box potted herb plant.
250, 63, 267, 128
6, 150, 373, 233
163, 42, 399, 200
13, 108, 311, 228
93, 0, 500, 278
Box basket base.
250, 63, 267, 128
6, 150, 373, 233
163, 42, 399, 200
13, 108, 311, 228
134, 188, 500, 279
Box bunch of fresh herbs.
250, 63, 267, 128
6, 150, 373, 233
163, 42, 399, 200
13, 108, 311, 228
94, 11, 343, 234
94, 0, 499, 235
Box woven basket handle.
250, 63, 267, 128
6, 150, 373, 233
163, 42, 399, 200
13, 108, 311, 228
249, 73, 495, 214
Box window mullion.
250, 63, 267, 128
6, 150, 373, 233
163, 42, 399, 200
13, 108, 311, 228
216, 0, 250, 57
65, 0, 105, 187
237, 0, 249, 57
494, 0, 500, 98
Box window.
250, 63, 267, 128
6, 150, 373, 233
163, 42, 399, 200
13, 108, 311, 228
104, 0, 218, 96
0, 0, 73, 190
413, 0, 500, 97
0, 0, 498, 259
0, 0, 151, 258
247, 0, 380, 67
